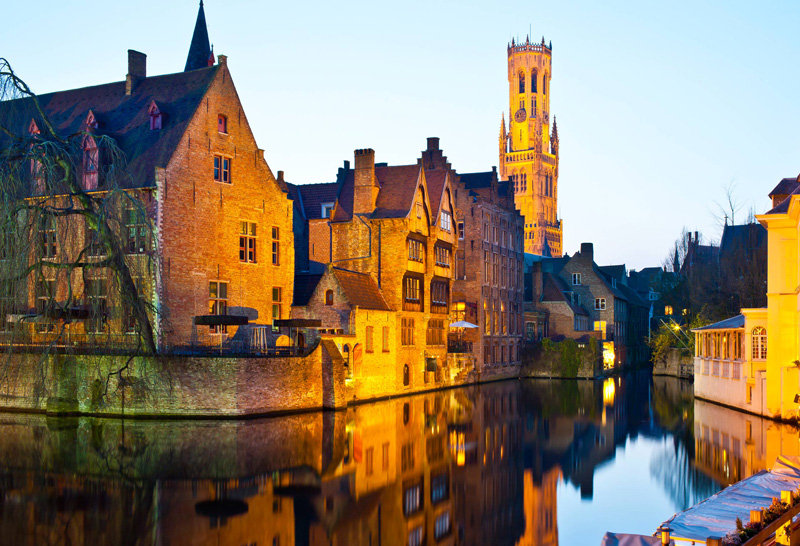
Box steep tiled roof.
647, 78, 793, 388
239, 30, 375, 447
719, 223, 767, 257
765, 186, 800, 215
460, 171, 494, 190
540, 273, 587, 316
0, 66, 220, 190
332, 171, 355, 222
293, 182, 339, 220
373, 165, 422, 219
332, 268, 391, 311
769, 177, 800, 198
293, 274, 324, 306
598, 265, 626, 281
425, 170, 447, 216
692, 314, 745, 331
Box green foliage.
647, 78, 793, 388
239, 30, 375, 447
557, 338, 581, 378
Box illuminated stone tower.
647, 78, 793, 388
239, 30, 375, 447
500, 36, 562, 256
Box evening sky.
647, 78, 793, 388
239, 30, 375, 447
3, 0, 798, 269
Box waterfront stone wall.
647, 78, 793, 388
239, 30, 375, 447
520, 338, 602, 379
0, 342, 347, 417
652, 347, 693, 378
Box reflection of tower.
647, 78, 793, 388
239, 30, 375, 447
500, 36, 562, 256
516, 468, 560, 546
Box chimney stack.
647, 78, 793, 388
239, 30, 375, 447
277, 170, 284, 183
353, 149, 378, 215
218, 54, 227, 66
126, 50, 147, 95
580, 242, 594, 260
426, 137, 440, 151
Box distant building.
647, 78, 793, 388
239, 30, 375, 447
500, 37, 562, 256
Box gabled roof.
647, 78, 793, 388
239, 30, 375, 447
460, 171, 494, 190
290, 182, 339, 220
540, 273, 588, 316
769, 176, 800, 198
0, 65, 220, 190
719, 222, 767, 256
331, 268, 391, 311
692, 314, 745, 331
598, 265, 626, 281
331, 164, 424, 221
425, 170, 448, 216
293, 274, 325, 306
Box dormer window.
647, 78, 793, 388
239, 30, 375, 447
148, 101, 162, 131
85, 111, 98, 130
218, 115, 227, 134
321, 202, 334, 219
82, 135, 99, 191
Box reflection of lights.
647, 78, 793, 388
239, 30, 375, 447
603, 378, 616, 406
448, 431, 466, 466
500, 446, 504, 460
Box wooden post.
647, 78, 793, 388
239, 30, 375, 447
707, 537, 722, 546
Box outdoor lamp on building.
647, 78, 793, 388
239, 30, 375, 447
657, 525, 671, 545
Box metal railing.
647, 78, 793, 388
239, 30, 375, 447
447, 340, 473, 354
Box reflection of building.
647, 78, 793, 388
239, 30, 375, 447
693, 399, 800, 486
516, 468, 559, 546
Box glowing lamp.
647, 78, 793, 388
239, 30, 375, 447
657, 525, 671, 545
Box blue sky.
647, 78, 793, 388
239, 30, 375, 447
4, 0, 799, 268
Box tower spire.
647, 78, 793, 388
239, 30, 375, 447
185, 0, 212, 72
500, 113, 507, 154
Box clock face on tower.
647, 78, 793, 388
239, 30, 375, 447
514, 108, 527, 123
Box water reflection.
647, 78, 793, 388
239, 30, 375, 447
0, 373, 759, 545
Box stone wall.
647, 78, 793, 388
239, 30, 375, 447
0, 343, 345, 417
652, 347, 693, 378
520, 337, 602, 379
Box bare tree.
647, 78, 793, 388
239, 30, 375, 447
0, 58, 158, 356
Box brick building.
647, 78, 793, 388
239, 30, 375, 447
526, 243, 649, 369
289, 146, 458, 391
418, 138, 525, 378
0, 3, 295, 349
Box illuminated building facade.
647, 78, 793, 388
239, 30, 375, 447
500, 37, 562, 256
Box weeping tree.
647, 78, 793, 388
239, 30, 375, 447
0, 57, 158, 357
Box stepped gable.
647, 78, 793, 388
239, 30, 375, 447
0, 66, 220, 190
331, 268, 391, 311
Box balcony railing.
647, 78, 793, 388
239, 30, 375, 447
447, 340, 473, 354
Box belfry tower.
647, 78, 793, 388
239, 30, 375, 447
500, 36, 562, 256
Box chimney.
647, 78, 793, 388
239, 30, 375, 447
426, 137, 440, 151
126, 50, 146, 95
580, 242, 593, 260
354, 149, 378, 215
218, 54, 227, 66
694, 231, 699, 243
277, 170, 284, 183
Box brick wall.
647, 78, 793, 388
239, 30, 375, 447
159, 61, 295, 348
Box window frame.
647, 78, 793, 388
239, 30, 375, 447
213, 155, 232, 184
239, 221, 257, 263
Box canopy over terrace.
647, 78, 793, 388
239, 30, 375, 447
660, 456, 800, 543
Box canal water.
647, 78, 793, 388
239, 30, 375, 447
0, 372, 796, 545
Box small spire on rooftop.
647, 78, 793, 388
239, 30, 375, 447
185, 0, 213, 72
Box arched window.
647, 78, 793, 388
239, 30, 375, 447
148, 101, 162, 131
82, 136, 99, 190
543, 75, 547, 95
343, 343, 350, 363
518, 71, 525, 94
403, 402, 410, 424
752, 327, 767, 360
531, 70, 538, 93
297, 332, 306, 349
325, 289, 333, 306
403, 364, 410, 386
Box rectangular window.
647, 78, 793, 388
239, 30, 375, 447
492, 254, 499, 285
402, 317, 415, 346
484, 251, 490, 282
526, 321, 535, 341
435, 245, 451, 268
366, 325, 374, 352
39, 215, 57, 259
239, 221, 257, 263
125, 208, 149, 254
382, 326, 390, 352
271, 227, 280, 265
595, 298, 606, 310
458, 221, 464, 239
272, 287, 281, 331
431, 472, 448, 504
572, 273, 581, 285
456, 249, 465, 280
426, 319, 445, 346
440, 210, 452, 232
36, 279, 56, 333
85, 277, 108, 334
431, 281, 449, 312
382, 442, 390, 470
408, 526, 424, 546
435, 511, 451, 540
483, 222, 489, 241
366, 447, 374, 476
86, 227, 104, 257
321, 202, 334, 218
209, 281, 228, 334
403, 276, 422, 312
213, 155, 231, 183
218, 114, 227, 134
123, 277, 144, 333
403, 482, 421, 515
408, 239, 424, 262
594, 320, 607, 339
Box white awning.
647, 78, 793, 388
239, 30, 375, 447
600, 532, 665, 545
662, 456, 800, 543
